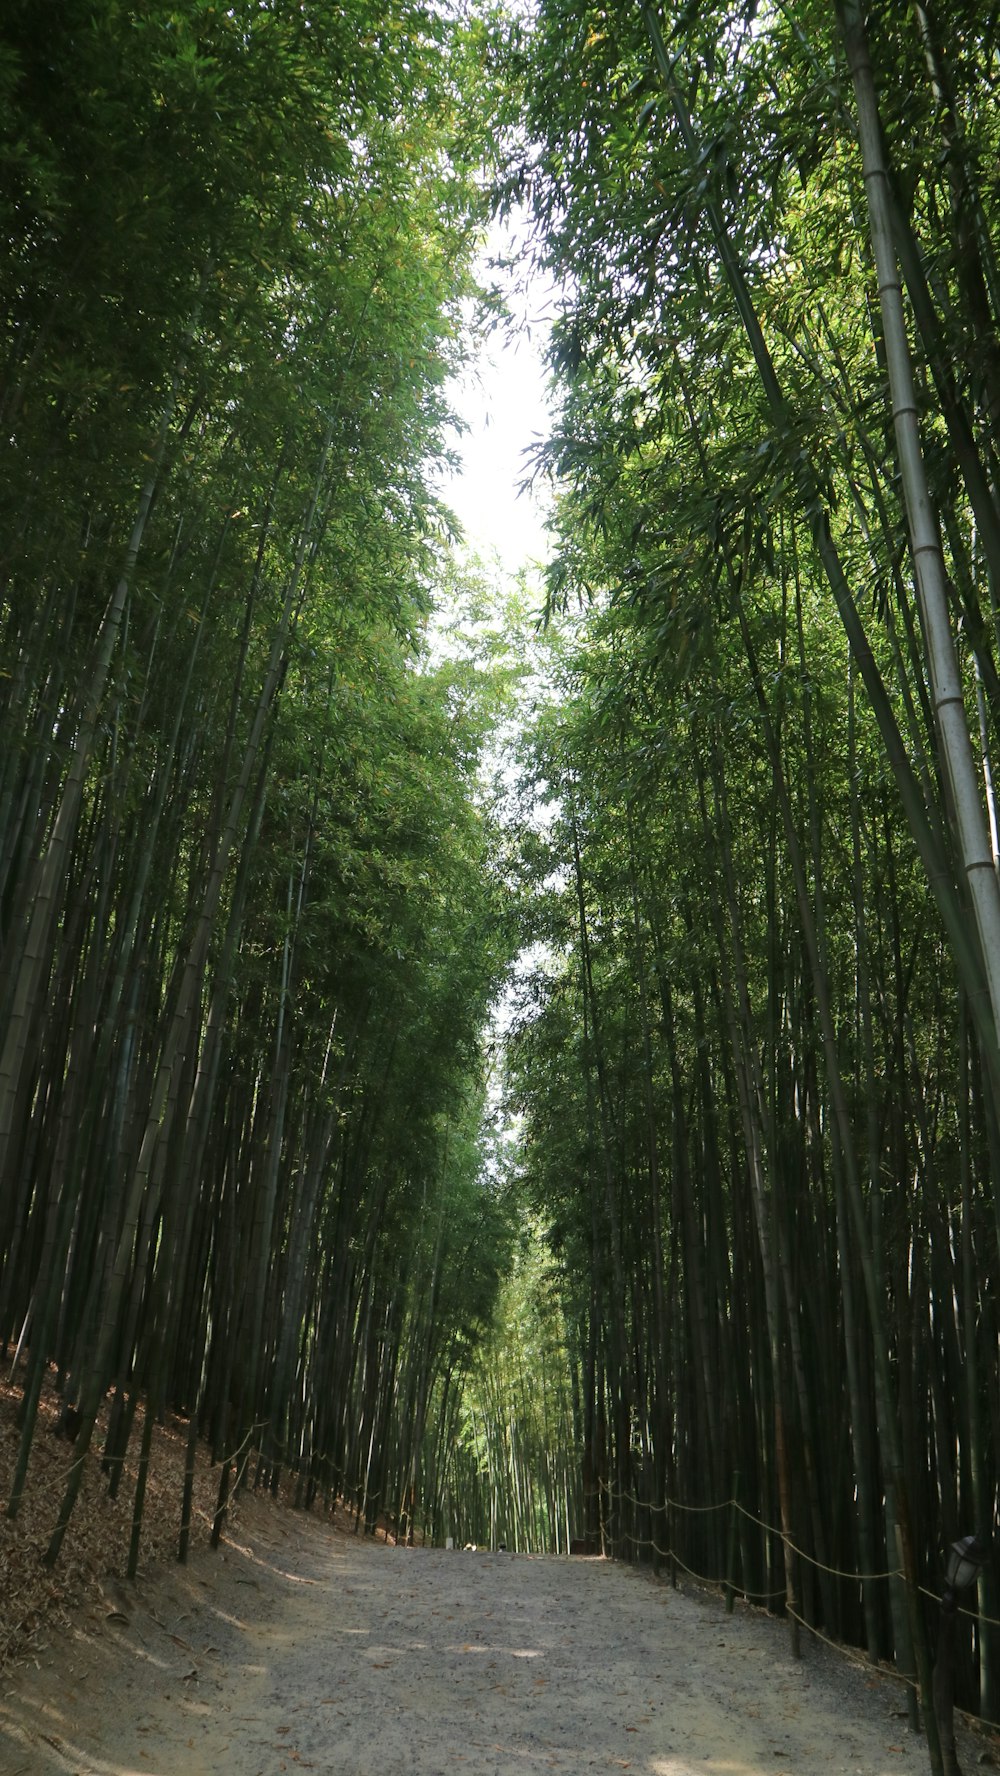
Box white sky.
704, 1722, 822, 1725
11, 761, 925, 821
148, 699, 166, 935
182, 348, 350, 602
436, 224, 557, 574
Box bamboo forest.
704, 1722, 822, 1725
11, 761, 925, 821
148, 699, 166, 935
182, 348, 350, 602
4, 1, 1000, 1771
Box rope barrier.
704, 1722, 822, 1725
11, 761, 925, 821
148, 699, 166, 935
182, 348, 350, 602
597, 1477, 904, 1586
954, 1700, 1000, 1739
599, 1477, 726, 1516
216, 1418, 270, 1468
779, 1535, 902, 1586
737, 1581, 793, 1604
661, 1497, 727, 1517
593, 1506, 1000, 1726
605, 1517, 967, 1717
658, 1546, 726, 1588
595, 1474, 1000, 1665
916, 1584, 1000, 1634
784, 1608, 917, 1692
24, 1406, 275, 1496
609, 1520, 791, 1603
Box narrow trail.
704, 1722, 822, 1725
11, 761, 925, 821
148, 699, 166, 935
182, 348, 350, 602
0, 1502, 975, 1776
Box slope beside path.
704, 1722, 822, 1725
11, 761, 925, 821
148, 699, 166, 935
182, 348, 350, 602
0, 1500, 986, 1776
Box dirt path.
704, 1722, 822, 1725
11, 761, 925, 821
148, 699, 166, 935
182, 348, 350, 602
0, 1505, 986, 1776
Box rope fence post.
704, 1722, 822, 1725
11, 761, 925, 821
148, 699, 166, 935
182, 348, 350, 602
668, 1492, 677, 1588
726, 1470, 741, 1615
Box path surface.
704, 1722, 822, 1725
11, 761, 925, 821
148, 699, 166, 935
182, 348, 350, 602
0, 1503, 980, 1776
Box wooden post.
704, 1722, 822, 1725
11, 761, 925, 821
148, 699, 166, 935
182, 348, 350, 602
726, 1469, 741, 1614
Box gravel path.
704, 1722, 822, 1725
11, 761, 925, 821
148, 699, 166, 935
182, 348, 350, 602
0, 1502, 986, 1776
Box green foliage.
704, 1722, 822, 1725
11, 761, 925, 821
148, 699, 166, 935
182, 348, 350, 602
443, 1219, 578, 1552
0, 0, 532, 1561
489, 0, 1000, 1718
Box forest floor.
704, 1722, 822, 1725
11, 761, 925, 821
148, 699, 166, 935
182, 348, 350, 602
0, 1374, 997, 1775
2, 1435, 999, 1776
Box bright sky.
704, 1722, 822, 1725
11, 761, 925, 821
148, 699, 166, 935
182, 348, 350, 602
436, 224, 557, 575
